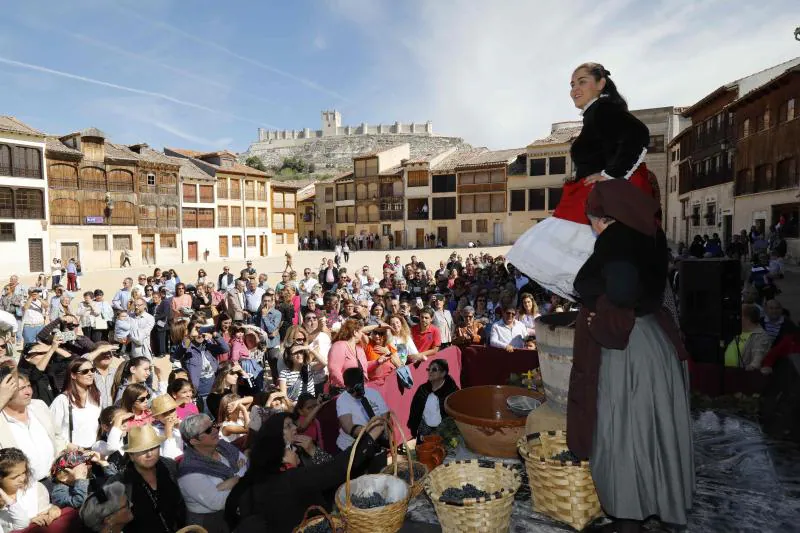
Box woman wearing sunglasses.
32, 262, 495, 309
279, 327, 320, 406
49, 357, 102, 448
119, 383, 153, 428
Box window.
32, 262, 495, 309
335, 206, 355, 223
10, 146, 42, 179
232, 236, 242, 247
182, 183, 197, 203
691, 205, 700, 226
736, 169, 753, 195
324, 187, 333, 202
245, 180, 256, 201
776, 157, 798, 190
112, 235, 132, 251
160, 234, 177, 248
459, 195, 474, 214
336, 182, 354, 201
432, 174, 456, 193
742, 118, 750, 138
789, 98, 796, 121
705, 203, 716, 225
0, 223, 14, 242
285, 193, 296, 209
246, 207, 256, 227
247, 236, 256, 247
408, 198, 429, 220
432, 197, 456, 219
354, 160, 366, 178
14, 188, 44, 219
528, 189, 545, 210
257, 208, 267, 227
762, 108, 770, 130
199, 185, 214, 203
230, 206, 242, 227
182, 208, 197, 228
382, 224, 391, 237
229, 179, 241, 199
218, 207, 229, 227
217, 179, 228, 199
476, 219, 488, 233
509, 190, 526, 211
285, 213, 296, 230
461, 219, 472, 233
548, 156, 566, 175
325, 208, 334, 224
754, 164, 772, 192
529, 158, 546, 176
547, 188, 562, 210
408, 170, 429, 187
648, 135, 665, 153
275, 233, 285, 244
197, 208, 214, 228
147, 173, 155, 186
92, 235, 107, 251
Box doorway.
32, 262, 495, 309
188, 241, 198, 262
141, 235, 156, 265
260, 235, 268, 257
493, 222, 504, 245
219, 236, 229, 258
394, 230, 403, 249
437, 227, 447, 247
416, 228, 425, 248
28, 239, 44, 272
60, 242, 79, 263
722, 214, 732, 246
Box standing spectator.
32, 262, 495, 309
174, 322, 229, 412
259, 293, 282, 383
91, 289, 114, 342
17, 342, 60, 405
21, 288, 48, 344
94, 350, 117, 409
319, 259, 340, 292
65, 258, 78, 291
111, 278, 133, 313
50, 258, 63, 289
50, 357, 102, 449
327, 319, 374, 392
49, 293, 72, 322
225, 281, 248, 323
243, 280, 264, 325
121, 248, 132, 267
452, 306, 485, 347
243, 260, 257, 278
1, 275, 27, 341
432, 295, 454, 349
256, 273, 271, 292
170, 283, 192, 317
761, 299, 797, 347
129, 298, 155, 359
411, 308, 442, 358
151, 289, 170, 356
724, 304, 772, 369
218, 266, 235, 292
490, 307, 528, 352
298, 268, 318, 307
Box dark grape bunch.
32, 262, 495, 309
303, 519, 334, 533
396, 464, 427, 484
350, 492, 386, 509
551, 450, 580, 462
439, 483, 491, 504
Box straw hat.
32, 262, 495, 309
123, 425, 166, 454
150, 395, 178, 417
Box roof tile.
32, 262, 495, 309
0, 116, 45, 137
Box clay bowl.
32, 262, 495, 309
445, 385, 545, 458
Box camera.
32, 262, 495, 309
58, 330, 77, 343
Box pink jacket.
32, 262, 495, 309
229, 338, 249, 362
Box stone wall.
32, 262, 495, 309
243, 134, 470, 171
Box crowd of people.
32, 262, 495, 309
0, 246, 579, 532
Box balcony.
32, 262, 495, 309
52, 215, 80, 225
12, 167, 42, 179
108, 181, 135, 193
110, 216, 136, 226
358, 215, 380, 223
140, 218, 158, 228
80, 179, 106, 191
49, 177, 78, 189
157, 185, 176, 195
380, 210, 404, 221
0, 166, 9, 176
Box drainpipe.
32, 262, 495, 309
179, 178, 185, 264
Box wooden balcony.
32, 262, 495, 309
51, 215, 80, 225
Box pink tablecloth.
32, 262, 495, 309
318, 346, 463, 453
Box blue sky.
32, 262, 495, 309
2, 0, 798, 152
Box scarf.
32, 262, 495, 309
178, 439, 241, 480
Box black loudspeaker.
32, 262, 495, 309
679, 258, 741, 364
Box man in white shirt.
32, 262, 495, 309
0, 368, 63, 482
358, 266, 370, 286
135, 274, 148, 295
489, 308, 528, 352
298, 269, 318, 307
129, 298, 155, 359
336, 368, 389, 450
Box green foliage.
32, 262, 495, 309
280, 156, 315, 174
244, 155, 267, 172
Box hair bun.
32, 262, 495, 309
603, 69, 611, 77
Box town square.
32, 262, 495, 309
0, 2, 799, 532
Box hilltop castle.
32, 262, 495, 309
245, 110, 466, 171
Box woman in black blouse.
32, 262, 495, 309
509, 62, 658, 300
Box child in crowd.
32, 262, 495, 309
218, 393, 250, 446
0, 448, 61, 531
294, 393, 325, 450
92, 407, 132, 469
50, 450, 116, 509
113, 310, 131, 354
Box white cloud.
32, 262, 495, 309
336, 0, 800, 149
313, 34, 328, 50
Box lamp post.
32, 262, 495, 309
104, 193, 114, 268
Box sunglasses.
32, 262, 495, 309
74, 368, 93, 376
294, 338, 307, 343
305, 316, 318, 321
136, 395, 150, 403
427, 367, 442, 373
201, 424, 219, 435
0, 344, 6, 350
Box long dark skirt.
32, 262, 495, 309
591, 315, 695, 525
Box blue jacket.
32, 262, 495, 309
176, 336, 230, 396
260, 308, 283, 349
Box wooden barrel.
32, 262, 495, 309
534, 312, 578, 414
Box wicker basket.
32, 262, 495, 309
518, 431, 602, 530
424, 460, 521, 533
381, 458, 429, 499
335, 413, 412, 533
292, 505, 346, 533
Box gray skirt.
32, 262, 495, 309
591, 315, 695, 525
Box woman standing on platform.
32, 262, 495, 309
508, 62, 658, 299
570, 180, 693, 532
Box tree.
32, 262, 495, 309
245, 155, 267, 172
280, 156, 313, 174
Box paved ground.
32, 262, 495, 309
15, 245, 513, 299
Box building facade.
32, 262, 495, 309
731, 66, 800, 256
0, 117, 49, 274
176, 157, 217, 263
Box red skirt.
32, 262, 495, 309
553, 164, 655, 225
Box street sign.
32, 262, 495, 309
85, 216, 105, 224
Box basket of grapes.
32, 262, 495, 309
292, 505, 346, 533
517, 430, 602, 530
381, 457, 429, 499
335, 413, 412, 533
423, 460, 521, 533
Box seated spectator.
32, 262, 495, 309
106, 425, 186, 533
91, 407, 131, 466
218, 394, 249, 446
79, 480, 133, 532
0, 367, 64, 483
93, 348, 119, 409
119, 383, 153, 427
517, 293, 539, 337
761, 330, 800, 374
150, 395, 184, 460
293, 393, 325, 450
489, 308, 528, 352
724, 304, 773, 369
168, 378, 200, 421
112, 356, 155, 405
366, 327, 401, 386
408, 358, 459, 440
761, 299, 797, 347
452, 306, 485, 347
279, 327, 318, 404
303, 312, 331, 396
410, 308, 442, 359
247, 391, 291, 437
178, 413, 247, 532
50, 449, 116, 509
0, 447, 61, 531
387, 314, 424, 364
50, 357, 102, 449
206, 362, 253, 421
327, 319, 375, 393
225, 411, 385, 532
336, 368, 389, 452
